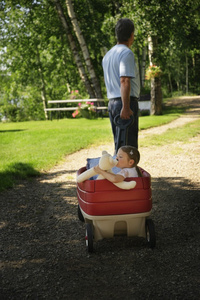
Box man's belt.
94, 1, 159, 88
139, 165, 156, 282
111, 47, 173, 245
109, 96, 138, 101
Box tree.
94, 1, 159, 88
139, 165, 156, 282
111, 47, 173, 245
1, 0, 87, 120
116, 0, 200, 111
65, 0, 102, 98
53, 0, 96, 98
1, 0, 200, 121
0, 1, 56, 120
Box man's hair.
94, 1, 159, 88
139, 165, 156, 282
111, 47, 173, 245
115, 18, 135, 43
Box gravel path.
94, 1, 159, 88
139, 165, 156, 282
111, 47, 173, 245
0, 96, 200, 300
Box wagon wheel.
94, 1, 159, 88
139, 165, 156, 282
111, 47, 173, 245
85, 223, 93, 253
77, 205, 85, 222
145, 218, 156, 249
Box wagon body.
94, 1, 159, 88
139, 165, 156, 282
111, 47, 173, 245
77, 166, 153, 243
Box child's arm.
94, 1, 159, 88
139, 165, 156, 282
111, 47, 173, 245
94, 165, 124, 183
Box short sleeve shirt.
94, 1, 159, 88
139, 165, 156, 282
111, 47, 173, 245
102, 44, 140, 99
117, 167, 138, 178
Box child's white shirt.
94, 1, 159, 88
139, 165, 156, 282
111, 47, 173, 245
117, 167, 138, 178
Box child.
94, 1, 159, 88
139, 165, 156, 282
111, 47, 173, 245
94, 145, 141, 183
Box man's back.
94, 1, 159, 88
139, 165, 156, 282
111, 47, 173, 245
102, 44, 140, 99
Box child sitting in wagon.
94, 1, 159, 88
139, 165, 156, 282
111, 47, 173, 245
94, 145, 142, 183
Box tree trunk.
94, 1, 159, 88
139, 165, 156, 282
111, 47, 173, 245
186, 53, 188, 94
151, 77, 162, 115
148, 35, 154, 66
141, 46, 147, 88
168, 72, 173, 95
65, 0, 102, 99
36, 47, 48, 120
137, 48, 142, 88
53, 0, 96, 98
148, 35, 162, 115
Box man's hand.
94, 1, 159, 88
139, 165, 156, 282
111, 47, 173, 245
120, 107, 133, 119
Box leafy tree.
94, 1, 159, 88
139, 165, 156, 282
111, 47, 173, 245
0, 0, 200, 121
65, 0, 102, 98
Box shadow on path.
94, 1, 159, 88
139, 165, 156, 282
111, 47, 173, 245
0, 169, 199, 299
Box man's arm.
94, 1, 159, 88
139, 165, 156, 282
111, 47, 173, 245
120, 76, 133, 119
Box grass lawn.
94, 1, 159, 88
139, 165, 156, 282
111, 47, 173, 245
0, 118, 112, 170
139, 118, 200, 147
0, 104, 197, 191
0, 118, 112, 190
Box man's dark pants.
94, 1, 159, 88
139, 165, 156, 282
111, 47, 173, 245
108, 97, 139, 153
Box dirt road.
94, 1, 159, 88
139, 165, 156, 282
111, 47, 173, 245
0, 96, 200, 300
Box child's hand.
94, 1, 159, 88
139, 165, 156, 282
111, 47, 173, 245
94, 165, 102, 174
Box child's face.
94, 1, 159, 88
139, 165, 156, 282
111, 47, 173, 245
116, 148, 133, 169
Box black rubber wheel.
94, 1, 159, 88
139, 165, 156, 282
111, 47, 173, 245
145, 218, 156, 249
86, 223, 93, 253
77, 205, 85, 222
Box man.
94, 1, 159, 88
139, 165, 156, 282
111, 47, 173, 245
102, 18, 140, 152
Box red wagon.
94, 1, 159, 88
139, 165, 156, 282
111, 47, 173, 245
76, 165, 156, 253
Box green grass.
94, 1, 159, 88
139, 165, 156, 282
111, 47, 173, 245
0, 119, 112, 169
139, 106, 185, 130
0, 118, 112, 191
139, 119, 200, 147
0, 104, 195, 191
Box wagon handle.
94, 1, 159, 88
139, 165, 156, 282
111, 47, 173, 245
114, 114, 134, 129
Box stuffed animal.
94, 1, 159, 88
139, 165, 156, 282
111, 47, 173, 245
76, 150, 136, 190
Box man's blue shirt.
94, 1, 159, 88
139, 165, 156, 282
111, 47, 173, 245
102, 44, 140, 99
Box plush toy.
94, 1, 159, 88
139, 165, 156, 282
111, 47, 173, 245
76, 150, 136, 190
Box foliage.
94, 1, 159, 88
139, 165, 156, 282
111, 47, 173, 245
69, 90, 81, 99
145, 65, 162, 80
0, 0, 200, 121
72, 101, 97, 119
118, 0, 200, 95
